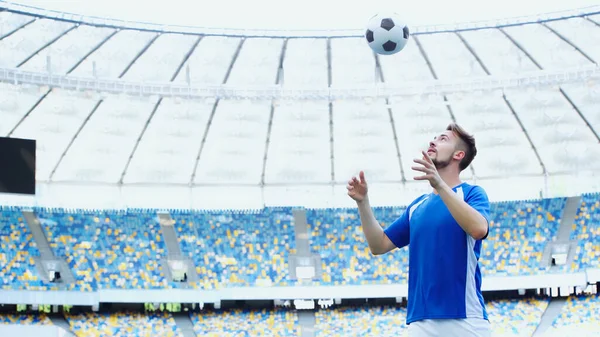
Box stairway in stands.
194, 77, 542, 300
532, 297, 566, 337
22, 210, 76, 288
542, 196, 581, 269
49, 315, 76, 337
173, 313, 197, 337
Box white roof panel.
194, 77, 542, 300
282, 38, 328, 86
52, 94, 158, 183
264, 100, 331, 184
226, 38, 283, 85
0, 18, 74, 68
69, 30, 157, 79
120, 33, 198, 82
173, 36, 241, 85
503, 23, 593, 69
0, 83, 44, 136
0, 11, 32, 36
504, 87, 600, 173
545, 18, 600, 65
330, 38, 376, 85
416, 33, 487, 79
390, 95, 473, 180
332, 99, 402, 182
10, 89, 99, 181
447, 91, 543, 177
378, 38, 432, 84
193, 99, 271, 184
122, 97, 216, 184
456, 28, 539, 75
19, 25, 115, 74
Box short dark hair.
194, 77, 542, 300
446, 123, 477, 171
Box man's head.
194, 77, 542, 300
426, 123, 477, 172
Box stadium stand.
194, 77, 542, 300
544, 294, 600, 337
0, 193, 593, 290
481, 198, 567, 276
315, 305, 408, 337
35, 208, 173, 290
486, 298, 549, 337
189, 308, 300, 336
571, 193, 600, 270
65, 311, 183, 337
307, 207, 409, 285
0, 313, 52, 325
0, 206, 45, 291
172, 208, 296, 289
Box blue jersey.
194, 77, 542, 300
383, 182, 490, 325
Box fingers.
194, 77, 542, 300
413, 158, 431, 168
411, 166, 428, 173
421, 150, 433, 163
347, 171, 366, 187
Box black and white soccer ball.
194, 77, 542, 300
365, 13, 410, 55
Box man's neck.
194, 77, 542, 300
433, 167, 462, 194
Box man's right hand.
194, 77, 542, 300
347, 171, 368, 202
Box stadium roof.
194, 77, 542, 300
7, 0, 600, 31
0, 3, 599, 209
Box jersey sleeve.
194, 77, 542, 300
466, 185, 491, 240
383, 196, 424, 249
383, 210, 410, 249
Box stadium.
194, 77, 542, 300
0, 0, 599, 335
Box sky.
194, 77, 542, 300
6, 0, 600, 30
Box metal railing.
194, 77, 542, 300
0, 65, 598, 100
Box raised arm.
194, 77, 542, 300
347, 171, 406, 255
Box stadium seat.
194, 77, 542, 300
0, 207, 47, 290
315, 305, 408, 337
545, 294, 600, 336
486, 298, 549, 336
571, 193, 600, 270
172, 208, 296, 289
190, 308, 299, 336
65, 311, 182, 337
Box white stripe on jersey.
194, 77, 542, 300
457, 186, 485, 319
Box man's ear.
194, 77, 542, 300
453, 150, 466, 161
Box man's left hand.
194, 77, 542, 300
412, 150, 444, 189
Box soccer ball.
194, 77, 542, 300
365, 13, 410, 55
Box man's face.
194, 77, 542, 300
426, 130, 463, 170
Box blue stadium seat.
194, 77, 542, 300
571, 193, 600, 270
0, 206, 46, 290
173, 207, 296, 289
190, 308, 299, 336
546, 294, 600, 336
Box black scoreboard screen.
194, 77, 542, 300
0, 137, 36, 195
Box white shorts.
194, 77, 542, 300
408, 317, 491, 337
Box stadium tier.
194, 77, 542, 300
0, 297, 567, 336
571, 193, 600, 270
0, 207, 44, 290
481, 197, 567, 276
0, 193, 596, 291
315, 305, 408, 337
307, 207, 409, 285
172, 208, 296, 289
486, 298, 549, 337
544, 294, 600, 337
190, 308, 300, 336
65, 311, 183, 337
